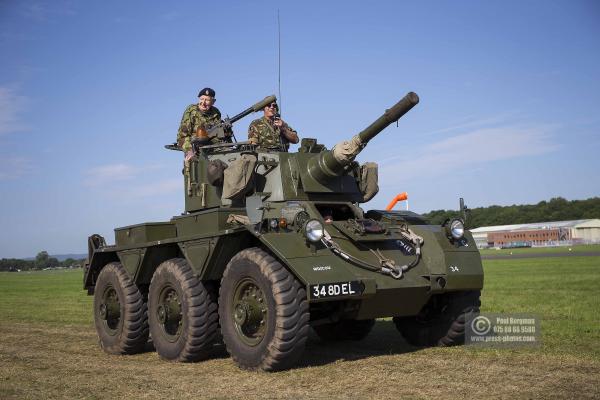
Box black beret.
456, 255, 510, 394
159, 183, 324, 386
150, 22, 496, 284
198, 87, 216, 97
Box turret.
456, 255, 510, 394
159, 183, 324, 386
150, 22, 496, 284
307, 92, 419, 184
180, 92, 420, 212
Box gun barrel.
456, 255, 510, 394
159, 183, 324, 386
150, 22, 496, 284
307, 92, 419, 183
252, 95, 277, 112
229, 95, 277, 124
358, 92, 419, 143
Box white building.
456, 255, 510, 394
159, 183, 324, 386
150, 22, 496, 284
470, 219, 600, 248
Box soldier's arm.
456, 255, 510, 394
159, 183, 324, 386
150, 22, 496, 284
177, 107, 194, 152
248, 121, 260, 145
281, 123, 299, 144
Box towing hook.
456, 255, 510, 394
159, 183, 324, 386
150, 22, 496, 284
381, 266, 403, 279
390, 268, 403, 279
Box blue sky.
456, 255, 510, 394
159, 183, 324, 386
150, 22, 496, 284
1, 1, 599, 258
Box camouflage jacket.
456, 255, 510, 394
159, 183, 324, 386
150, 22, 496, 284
176, 105, 222, 152
247, 116, 297, 151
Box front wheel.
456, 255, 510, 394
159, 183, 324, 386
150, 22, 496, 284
393, 291, 481, 347
93, 262, 149, 354
219, 248, 309, 371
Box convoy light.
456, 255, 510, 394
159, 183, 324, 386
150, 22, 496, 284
304, 219, 324, 242
449, 219, 465, 240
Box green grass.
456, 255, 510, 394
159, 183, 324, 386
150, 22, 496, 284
481, 256, 600, 358
0, 269, 91, 326
479, 243, 600, 256
1, 257, 599, 399
1, 255, 599, 358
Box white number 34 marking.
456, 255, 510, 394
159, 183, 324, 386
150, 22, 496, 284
449, 265, 460, 272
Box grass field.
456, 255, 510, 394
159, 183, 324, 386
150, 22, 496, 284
1, 255, 599, 399
479, 243, 600, 256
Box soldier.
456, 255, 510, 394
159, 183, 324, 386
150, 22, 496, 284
247, 101, 299, 151
177, 87, 223, 162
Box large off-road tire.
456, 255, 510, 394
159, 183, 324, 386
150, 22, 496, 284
219, 248, 309, 371
313, 319, 376, 342
393, 290, 481, 347
93, 262, 149, 354
148, 258, 219, 362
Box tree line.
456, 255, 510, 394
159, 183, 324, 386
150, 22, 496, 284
0, 251, 85, 272
422, 197, 600, 229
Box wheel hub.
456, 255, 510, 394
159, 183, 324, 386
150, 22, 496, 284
157, 305, 167, 324
99, 286, 121, 334
99, 303, 108, 320
157, 286, 182, 341
234, 303, 248, 325
232, 279, 268, 346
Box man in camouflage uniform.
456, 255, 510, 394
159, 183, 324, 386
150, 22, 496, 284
247, 101, 299, 151
177, 87, 222, 162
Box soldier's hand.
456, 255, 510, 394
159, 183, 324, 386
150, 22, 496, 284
273, 118, 284, 128
185, 150, 195, 162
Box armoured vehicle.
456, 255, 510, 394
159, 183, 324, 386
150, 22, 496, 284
84, 92, 483, 371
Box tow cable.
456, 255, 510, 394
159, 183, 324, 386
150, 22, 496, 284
320, 225, 424, 279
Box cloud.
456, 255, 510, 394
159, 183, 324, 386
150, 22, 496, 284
418, 111, 525, 137
121, 179, 181, 198
20, 2, 77, 21
379, 124, 559, 184
84, 163, 140, 186
0, 157, 32, 180
86, 176, 181, 203
112, 16, 132, 24
84, 162, 171, 194
0, 87, 27, 136
160, 11, 180, 21
22, 3, 46, 20
84, 163, 165, 186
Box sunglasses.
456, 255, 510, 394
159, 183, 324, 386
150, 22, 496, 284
266, 103, 278, 109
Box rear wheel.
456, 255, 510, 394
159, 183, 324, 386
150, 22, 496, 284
219, 248, 309, 371
313, 319, 375, 341
393, 291, 481, 347
93, 262, 149, 354
148, 258, 219, 362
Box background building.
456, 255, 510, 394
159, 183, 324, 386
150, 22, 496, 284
470, 219, 600, 249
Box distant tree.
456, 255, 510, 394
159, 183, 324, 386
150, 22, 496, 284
61, 258, 76, 268
35, 251, 50, 269
34, 251, 61, 269
422, 197, 600, 228
48, 257, 59, 268
0, 258, 34, 271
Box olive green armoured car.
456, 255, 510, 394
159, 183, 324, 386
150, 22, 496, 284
84, 92, 483, 371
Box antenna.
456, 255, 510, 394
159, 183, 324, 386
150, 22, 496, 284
277, 9, 282, 112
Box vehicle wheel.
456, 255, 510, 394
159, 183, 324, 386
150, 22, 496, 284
148, 258, 219, 362
313, 319, 375, 341
93, 262, 149, 354
219, 248, 309, 371
393, 290, 481, 347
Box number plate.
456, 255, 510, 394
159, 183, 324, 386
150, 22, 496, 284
309, 281, 363, 300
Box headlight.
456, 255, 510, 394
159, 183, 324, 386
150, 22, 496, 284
448, 219, 465, 240
304, 219, 324, 242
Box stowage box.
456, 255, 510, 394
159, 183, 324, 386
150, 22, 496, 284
114, 222, 176, 247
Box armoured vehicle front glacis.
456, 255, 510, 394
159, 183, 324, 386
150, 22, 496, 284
84, 92, 483, 371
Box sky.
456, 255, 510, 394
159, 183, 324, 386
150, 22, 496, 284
0, 1, 599, 258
